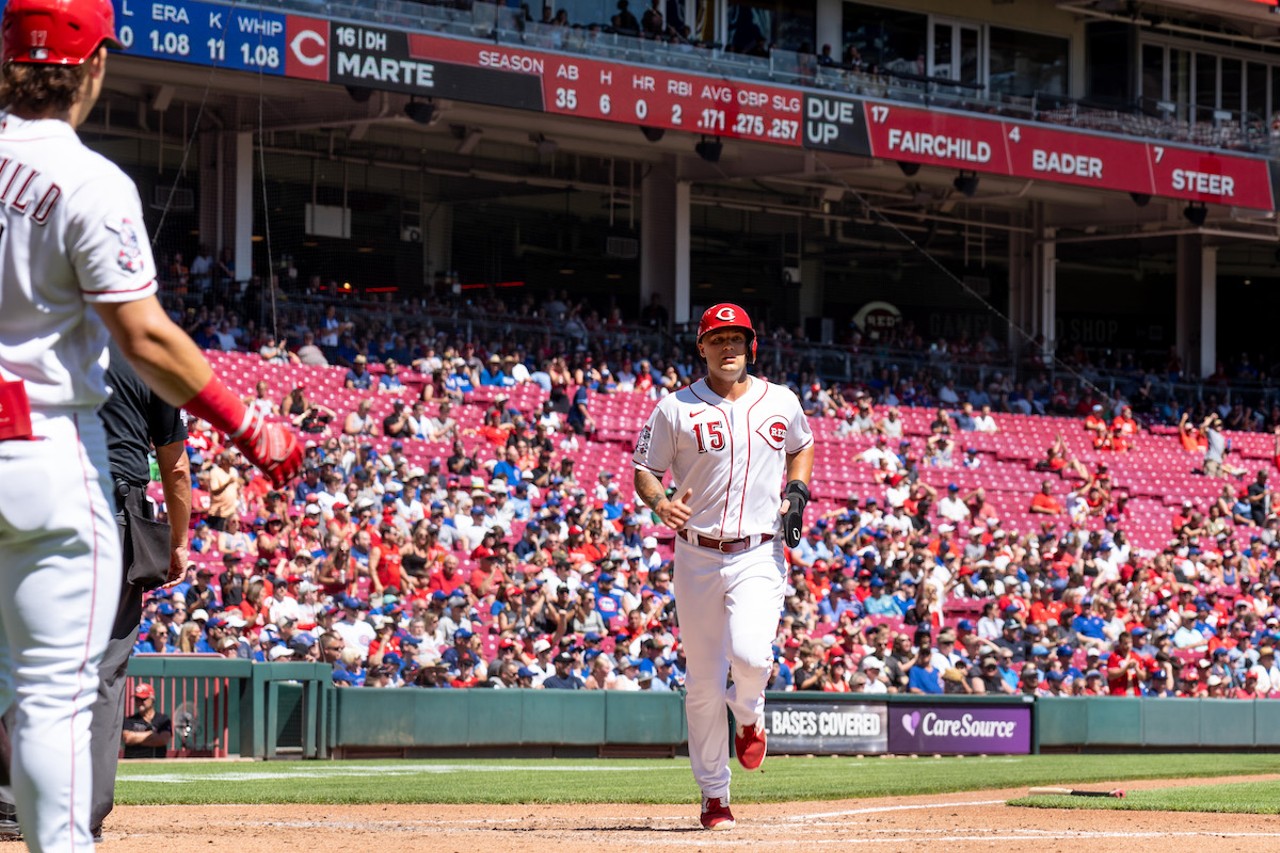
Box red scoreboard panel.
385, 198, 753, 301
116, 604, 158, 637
858, 101, 1275, 209
410, 35, 804, 146
310, 20, 1278, 211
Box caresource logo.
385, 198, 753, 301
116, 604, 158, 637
901, 710, 1018, 740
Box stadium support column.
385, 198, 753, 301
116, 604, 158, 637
641, 156, 690, 325
425, 202, 452, 294
1025, 207, 1057, 371
235, 131, 254, 291
1176, 235, 1217, 380
1007, 219, 1034, 360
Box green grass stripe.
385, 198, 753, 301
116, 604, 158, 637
113, 753, 1280, 806
1011, 778, 1280, 815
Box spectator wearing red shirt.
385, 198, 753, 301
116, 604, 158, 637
427, 554, 469, 597
1104, 632, 1145, 696
1111, 406, 1139, 452
1084, 405, 1112, 450
1029, 480, 1064, 515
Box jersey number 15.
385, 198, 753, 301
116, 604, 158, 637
692, 421, 724, 453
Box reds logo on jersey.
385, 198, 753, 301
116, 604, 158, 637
756, 417, 788, 450
105, 217, 144, 274
635, 423, 652, 456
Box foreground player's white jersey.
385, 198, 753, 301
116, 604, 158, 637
0, 114, 157, 408
635, 376, 813, 540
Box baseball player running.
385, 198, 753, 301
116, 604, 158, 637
633, 303, 813, 830
0, 2, 302, 848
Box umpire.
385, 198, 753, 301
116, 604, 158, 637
0, 342, 192, 842
91, 340, 192, 838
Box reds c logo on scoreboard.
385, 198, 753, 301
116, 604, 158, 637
757, 417, 788, 450
286, 17, 330, 82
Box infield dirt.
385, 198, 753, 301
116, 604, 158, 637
97, 773, 1280, 851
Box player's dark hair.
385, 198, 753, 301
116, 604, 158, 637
0, 62, 90, 115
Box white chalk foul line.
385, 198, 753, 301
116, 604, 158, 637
121, 765, 686, 784
780, 799, 1006, 821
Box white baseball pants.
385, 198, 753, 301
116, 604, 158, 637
0, 411, 120, 851
673, 537, 784, 801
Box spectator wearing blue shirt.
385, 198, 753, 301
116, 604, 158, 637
479, 354, 516, 387
193, 616, 225, 654
863, 579, 900, 616
768, 657, 794, 690
508, 482, 533, 520
343, 354, 376, 390
602, 484, 625, 521
379, 358, 405, 392
593, 573, 625, 623
1071, 603, 1108, 648
441, 629, 480, 670
542, 652, 584, 689
492, 445, 522, 486
906, 647, 944, 694
444, 359, 474, 400
996, 649, 1020, 691
294, 465, 324, 503
1055, 645, 1083, 681
819, 576, 863, 623
566, 385, 594, 435
792, 525, 834, 568
133, 620, 177, 655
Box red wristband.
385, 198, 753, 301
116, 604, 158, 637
184, 375, 252, 437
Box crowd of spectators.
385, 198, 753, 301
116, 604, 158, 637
129, 283, 1280, 700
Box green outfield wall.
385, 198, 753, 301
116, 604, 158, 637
124, 658, 1280, 758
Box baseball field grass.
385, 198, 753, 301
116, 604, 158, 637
1012, 778, 1280, 814
113, 753, 1280, 806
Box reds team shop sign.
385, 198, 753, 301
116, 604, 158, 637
762, 701, 888, 755
888, 704, 1032, 755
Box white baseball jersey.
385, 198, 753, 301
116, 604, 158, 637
634, 376, 813, 539
0, 114, 158, 409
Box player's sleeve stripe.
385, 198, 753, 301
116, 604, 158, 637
634, 462, 664, 475
80, 279, 156, 295
791, 436, 815, 453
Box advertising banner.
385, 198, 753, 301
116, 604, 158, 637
887, 703, 1032, 755
762, 701, 888, 755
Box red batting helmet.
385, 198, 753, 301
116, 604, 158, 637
2, 0, 122, 66
697, 303, 756, 363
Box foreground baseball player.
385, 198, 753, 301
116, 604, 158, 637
633, 303, 813, 830
0, 1, 301, 848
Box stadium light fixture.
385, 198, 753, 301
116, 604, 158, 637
952, 171, 979, 198
898, 161, 921, 177
640, 126, 665, 142
1129, 192, 1151, 207
345, 85, 373, 103
695, 136, 723, 163
1183, 203, 1208, 227
404, 98, 437, 125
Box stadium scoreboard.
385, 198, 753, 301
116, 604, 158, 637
98, 0, 1280, 211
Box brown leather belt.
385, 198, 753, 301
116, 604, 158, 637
690, 533, 774, 554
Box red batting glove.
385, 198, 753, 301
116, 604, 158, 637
185, 375, 302, 488
231, 411, 303, 488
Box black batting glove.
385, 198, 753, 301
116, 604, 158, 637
782, 479, 810, 548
